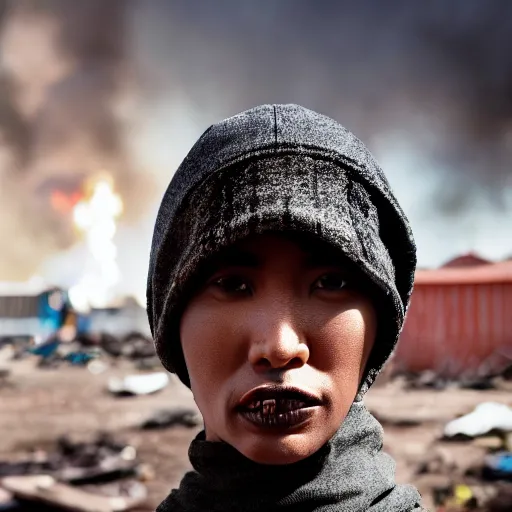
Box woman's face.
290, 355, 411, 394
180, 233, 376, 465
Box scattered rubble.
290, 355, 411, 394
0, 434, 140, 484
1, 475, 146, 512
2, 339, 512, 509
0, 434, 152, 511
0, 331, 160, 372
365, 365, 512, 510
483, 453, 512, 482
443, 403, 512, 439
410, 400, 512, 510
140, 408, 202, 430
400, 364, 512, 393
108, 372, 169, 396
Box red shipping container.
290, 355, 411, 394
394, 260, 512, 377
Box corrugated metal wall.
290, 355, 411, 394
394, 282, 512, 376
0, 295, 40, 318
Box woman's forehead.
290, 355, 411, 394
211, 232, 345, 269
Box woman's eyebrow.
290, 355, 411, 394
304, 250, 343, 268
209, 248, 261, 270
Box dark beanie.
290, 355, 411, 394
147, 104, 416, 396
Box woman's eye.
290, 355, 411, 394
314, 273, 348, 291
212, 276, 251, 295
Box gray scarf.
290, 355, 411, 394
157, 403, 423, 512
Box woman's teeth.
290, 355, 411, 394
245, 399, 308, 414
239, 397, 317, 429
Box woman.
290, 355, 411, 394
147, 104, 426, 511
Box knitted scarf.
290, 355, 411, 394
157, 402, 423, 512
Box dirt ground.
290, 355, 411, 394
0, 357, 511, 510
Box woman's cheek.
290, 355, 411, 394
182, 301, 244, 381
311, 309, 375, 373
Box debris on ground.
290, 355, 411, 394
1, 475, 146, 512
410, 399, 512, 510
29, 339, 60, 361
0, 434, 151, 511
118, 332, 156, 360
108, 372, 169, 396
0, 434, 140, 484
443, 402, 512, 439
140, 408, 202, 430
133, 356, 163, 371
483, 453, 512, 482
87, 359, 109, 375
2, 348, 512, 509
0, 331, 160, 373
0, 368, 11, 387
0, 486, 16, 509
371, 411, 423, 428
399, 363, 512, 393
429, 481, 512, 511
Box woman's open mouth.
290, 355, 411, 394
235, 385, 322, 430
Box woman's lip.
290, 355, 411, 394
236, 384, 322, 410
237, 405, 321, 430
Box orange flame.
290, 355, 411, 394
50, 190, 82, 215
68, 175, 123, 312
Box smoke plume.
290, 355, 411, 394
129, 0, 512, 267
1, 0, 511, 296
0, 0, 154, 281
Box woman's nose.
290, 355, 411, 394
248, 319, 310, 372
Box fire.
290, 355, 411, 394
50, 190, 82, 214
68, 175, 123, 312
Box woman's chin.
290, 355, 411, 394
223, 408, 338, 465
234, 431, 325, 465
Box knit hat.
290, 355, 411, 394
147, 104, 416, 396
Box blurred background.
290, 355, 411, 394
0, 1, 511, 511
